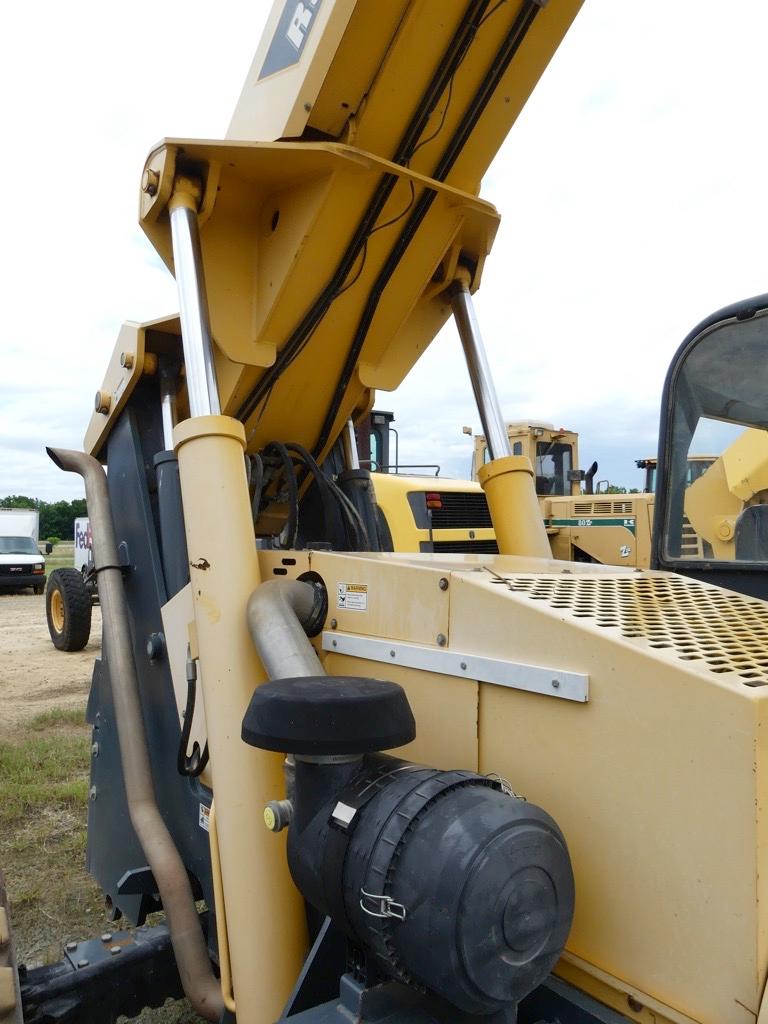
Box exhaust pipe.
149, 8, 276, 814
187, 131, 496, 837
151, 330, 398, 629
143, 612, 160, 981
246, 579, 325, 681
47, 447, 223, 1022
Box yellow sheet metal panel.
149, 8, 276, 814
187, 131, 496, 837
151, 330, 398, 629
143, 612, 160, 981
446, 567, 767, 1024
304, 0, 583, 195
83, 321, 146, 457
228, 1, 583, 200
322, 652, 478, 772
228, 0, 359, 142
84, 315, 184, 457
307, 549, 449, 644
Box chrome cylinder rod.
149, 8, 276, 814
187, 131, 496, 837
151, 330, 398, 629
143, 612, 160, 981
451, 279, 511, 460
342, 419, 361, 470
169, 182, 221, 418
160, 372, 177, 451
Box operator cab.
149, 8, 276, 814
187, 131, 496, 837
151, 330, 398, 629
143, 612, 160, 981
472, 422, 596, 496
653, 293, 768, 598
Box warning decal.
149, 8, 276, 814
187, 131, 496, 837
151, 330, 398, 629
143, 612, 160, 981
337, 582, 368, 612
199, 803, 210, 832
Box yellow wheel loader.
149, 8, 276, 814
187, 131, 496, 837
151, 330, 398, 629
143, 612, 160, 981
472, 426, 718, 569
8, 5, 768, 1024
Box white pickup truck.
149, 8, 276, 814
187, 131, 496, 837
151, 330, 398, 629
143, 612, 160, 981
0, 508, 49, 593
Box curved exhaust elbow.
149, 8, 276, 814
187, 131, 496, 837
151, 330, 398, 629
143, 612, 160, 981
247, 579, 325, 680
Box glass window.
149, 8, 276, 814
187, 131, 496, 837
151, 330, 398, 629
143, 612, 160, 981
369, 431, 380, 472
0, 536, 38, 555
661, 307, 768, 563
535, 442, 572, 496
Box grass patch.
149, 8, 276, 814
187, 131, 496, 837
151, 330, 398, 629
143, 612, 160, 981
0, 709, 101, 964
28, 707, 85, 730
1, 708, 204, 1021
0, 731, 90, 824
45, 541, 75, 572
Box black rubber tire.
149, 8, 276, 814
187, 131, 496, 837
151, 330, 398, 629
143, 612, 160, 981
33, 582, 45, 595
46, 568, 92, 652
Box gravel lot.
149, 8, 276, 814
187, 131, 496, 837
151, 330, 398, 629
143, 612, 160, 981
0, 592, 101, 735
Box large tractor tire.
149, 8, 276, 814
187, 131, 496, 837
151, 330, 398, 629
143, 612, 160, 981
46, 568, 92, 652
0, 870, 22, 1024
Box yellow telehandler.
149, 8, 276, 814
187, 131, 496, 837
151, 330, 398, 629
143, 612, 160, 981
6, 5, 768, 1024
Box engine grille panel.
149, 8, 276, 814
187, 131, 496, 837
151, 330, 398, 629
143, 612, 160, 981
572, 500, 634, 515
493, 573, 768, 686
429, 492, 492, 529
425, 539, 499, 554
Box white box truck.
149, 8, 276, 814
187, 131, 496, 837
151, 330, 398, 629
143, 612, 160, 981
0, 508, 48, 593
73, 516, 93, 572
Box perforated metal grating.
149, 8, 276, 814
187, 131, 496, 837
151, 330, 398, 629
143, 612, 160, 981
492, 573, 768, 686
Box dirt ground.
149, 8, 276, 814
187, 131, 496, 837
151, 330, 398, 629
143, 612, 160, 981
0, 592, 101, 734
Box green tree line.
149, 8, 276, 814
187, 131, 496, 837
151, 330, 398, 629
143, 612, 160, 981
0, 496, 87, 541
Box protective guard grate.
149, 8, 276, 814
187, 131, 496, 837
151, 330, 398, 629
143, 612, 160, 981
493, 573, 768, 686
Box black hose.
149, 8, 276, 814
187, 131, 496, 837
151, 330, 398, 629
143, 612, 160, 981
286, 442, 370, 551
262, 442, 299, 548
250, 453, 265, 523
312, 0, 542, 459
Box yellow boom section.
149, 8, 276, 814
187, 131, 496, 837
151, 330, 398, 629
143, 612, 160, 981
94, 1, 583, 464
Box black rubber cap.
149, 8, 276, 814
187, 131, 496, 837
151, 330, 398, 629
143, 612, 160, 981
241, 676, 416, 755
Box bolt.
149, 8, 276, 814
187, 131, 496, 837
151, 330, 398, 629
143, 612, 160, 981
390, 649, 396, 658
460, 661, 467, 671
89, 786, 97, 801
94, 390, 111, 415
66, 941, 77, 952
438, 577, 449, 591
101, 933, 112, 943
303, 102, 312, 112
436, 633, 447, 647
332, 639, 337, 648
146, 632, 165, 660
330, 618, 338, 629
142, 168, 160, 196
119, 351, 134, 369
77, 958, 89, 968
110, 945, 122, 956
551, 679, 560, 690
627, 995, 643, 1013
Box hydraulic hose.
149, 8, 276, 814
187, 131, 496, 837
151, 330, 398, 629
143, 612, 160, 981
46, 447, 223, 1022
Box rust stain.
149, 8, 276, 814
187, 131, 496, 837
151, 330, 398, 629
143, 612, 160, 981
190, 558, 211, 571
197, 592, 221, 624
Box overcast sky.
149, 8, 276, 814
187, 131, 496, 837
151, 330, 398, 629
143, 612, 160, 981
2, 1, 767, 501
